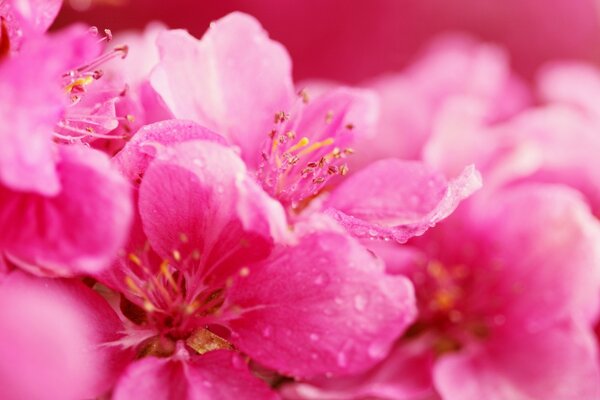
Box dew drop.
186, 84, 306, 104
336, 352, 348, 368
354, 295, 368, 311
314, 273, 328, 286
368, 341, 388, 359
262, 326, 272, 338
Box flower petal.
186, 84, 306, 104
225, 226, 416, 378
281, 339, 435, 400
113, 350, 278, 400
151, 12, 294, 167
0, 25, 101, 195
470, 183, 600, 325
433, 320, 600, 400
0, 270, 128, 400
113, 119, 227, 182
324, 159, 482, 242
0, 144, 133, 277
138, 140, 288, 283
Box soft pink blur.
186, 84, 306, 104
56, 0, 600, 82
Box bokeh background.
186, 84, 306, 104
55, 0, 600, 83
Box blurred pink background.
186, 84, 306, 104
56, 0, 600, 83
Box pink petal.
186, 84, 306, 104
0, 0, 62, 52
537, 62, 600, 120
0, 25, 101, 195
433, 320, 600, 400
138, 140, 288, 283
0, 144, 133, 277
281, 339, 435, 400
151, 12, 294, 168
470, 183, 600, 326
113, 119, 227, 182
225, 228, 416, 378
0, 270, 128, 400
488, 105, 600, 214
113, 350, 278, 400
324, 159, 482, 242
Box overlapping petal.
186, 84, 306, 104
225, 224, 416, 378
138, 140, 288, 284
151, 12, 294, 167
324, 159, 481, 242
0, 145, 132, 276
113, 350, 278, 400
0, 270, 127, 400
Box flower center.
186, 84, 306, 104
118, 244, 235, 358
404, 260, 504, 356
257, 91, 355, 211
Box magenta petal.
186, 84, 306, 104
138, 140, 288, 281
471, 183, 600, 325
151, 12, 294, 167
113, 119, 227, 182
0, 145, 132, 276
226, 229, 416, 378
434, 321, 600, 400
113, 350, 278, 400
281, 340, 435, 400
324, 159, 482, 242
0, 271, 127, 400
0, 25, 101, 195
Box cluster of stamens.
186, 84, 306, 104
404, 260, 505, 355
55, 27, 133, 142
258, 90, 355, 210
117, 236, 236, 358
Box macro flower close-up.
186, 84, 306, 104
2, 1, 600, 399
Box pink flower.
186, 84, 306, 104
0, 26, 132, 276
103, 133, 417, 396
0, 270, 128, 399
0, 0, 62, 56
147, 12, 481, 243
284, 184, 600, 399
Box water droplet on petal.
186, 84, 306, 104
262, 326, 272, 338
368, 341, 389, 359
336, 352, 348, 368
314, 273, 328, 286
354, 294, 367, 311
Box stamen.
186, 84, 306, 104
296, 137, 334, 158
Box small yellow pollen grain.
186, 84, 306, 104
179, 233, 189, 243
288, 137, 310, 152
65, 76, 94, 93
128, 253, 142, 267
239, 267, 250, 277
192, 249, 201, 260
297, 137, 335, 158
143, 300, 156, 312
172, 250, 182, 262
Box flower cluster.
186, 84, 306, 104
1, 2, 599, 400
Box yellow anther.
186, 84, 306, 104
65, 76, 94, 93
128, 253, 142, 267
125, 276, 143, 296
160, 260, 178, 290
433, 290, 457, 311
297, 137, 335, 158
172, 250, 182, 262
143, 300, 156, 312
288, 137, 310, 152
192, 249, 201, 260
